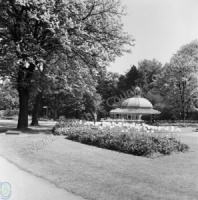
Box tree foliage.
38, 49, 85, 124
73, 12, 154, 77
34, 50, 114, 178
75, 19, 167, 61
154, 40, 198, 119
117, 65, 139, 92
97, 71, 119, 113
0, 0, 133, 128
0, 79, 18, 110
137, 59, 162, 91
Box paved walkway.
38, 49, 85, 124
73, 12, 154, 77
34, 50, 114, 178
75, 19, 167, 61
0, 156, 86, 200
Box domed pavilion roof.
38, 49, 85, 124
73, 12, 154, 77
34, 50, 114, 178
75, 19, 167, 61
110, 87, 160, 115
121, 97, 153, 109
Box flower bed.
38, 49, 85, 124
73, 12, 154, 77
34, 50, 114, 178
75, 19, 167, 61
53, 121, 189, 157
52, 118, 85, 135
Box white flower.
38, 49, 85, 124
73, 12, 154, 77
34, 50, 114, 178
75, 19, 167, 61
164, 127, 169, 131
143, 127, 147, 131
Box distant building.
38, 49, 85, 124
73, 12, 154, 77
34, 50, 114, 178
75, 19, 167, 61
110, 87, 160, 122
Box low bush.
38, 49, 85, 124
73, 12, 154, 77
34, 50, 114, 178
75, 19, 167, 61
3, 109, 19, 118
52, 118, 85, 135
63, 126, 189, 157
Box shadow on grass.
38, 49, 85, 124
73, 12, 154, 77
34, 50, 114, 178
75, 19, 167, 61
0, 126, 52, 135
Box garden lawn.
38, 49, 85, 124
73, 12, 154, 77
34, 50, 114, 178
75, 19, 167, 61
0, 124, 197, 200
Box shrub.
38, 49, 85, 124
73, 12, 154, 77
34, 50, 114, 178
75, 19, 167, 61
64, 126, 189, 157
3, 109, 19, 118
52, 119, 85, 135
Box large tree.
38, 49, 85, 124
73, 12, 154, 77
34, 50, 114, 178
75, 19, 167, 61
154, 40, 198, 120
137, 59, 162, 91
136, 59, 163, 108
0, 0, 133, 129
116, 65, 139, 93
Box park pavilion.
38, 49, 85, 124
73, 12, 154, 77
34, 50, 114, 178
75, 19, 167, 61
110, 87, 160, 122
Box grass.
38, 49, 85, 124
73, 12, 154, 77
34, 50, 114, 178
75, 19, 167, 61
0, 121, 198, 200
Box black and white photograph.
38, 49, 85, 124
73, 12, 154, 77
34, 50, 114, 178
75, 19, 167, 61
0, 0, 198, 199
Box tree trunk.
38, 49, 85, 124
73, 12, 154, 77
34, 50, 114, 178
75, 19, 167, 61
183, 81, 186, 123
91, 111, 97, 124
31, 92, 42, 126
54, 109, 58, 121
17, 87, 29, 129
17, 63, 35, 129
53, 94, 59, 121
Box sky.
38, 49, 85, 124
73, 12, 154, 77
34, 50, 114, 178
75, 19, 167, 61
108, 0, 198, 74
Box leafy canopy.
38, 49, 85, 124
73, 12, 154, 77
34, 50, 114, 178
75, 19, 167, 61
0, 0, 133, 84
